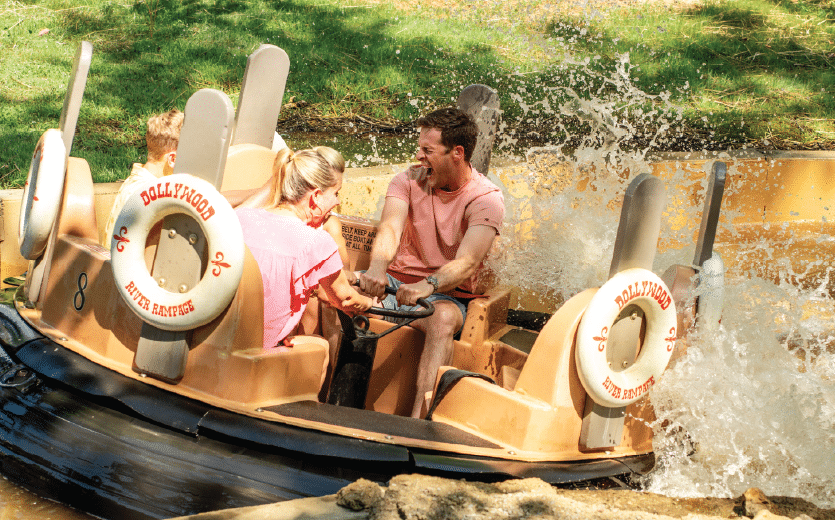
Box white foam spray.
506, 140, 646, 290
484, 50, 835, 509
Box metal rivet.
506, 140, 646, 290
622, 360, 629, 368
508, 450, 516, 455
58, 337, 68, 341
157, 278, 166, 287
256, 408, 264, 413
168, 229, 177, 239
179, 284, 188, 293
385, 435, 393, 440
188, 233, 198, 245
139, 373, 147, 378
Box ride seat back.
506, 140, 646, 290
219, 143, 277, 193
184, 244, 327, 406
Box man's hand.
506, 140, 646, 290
344, 269, 358, 285
396, 279, 434, 307
358, 268, 388, 299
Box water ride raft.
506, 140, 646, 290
0, 43, 697, 520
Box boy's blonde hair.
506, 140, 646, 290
270, 148, 340, 207
146, 109, 184, 161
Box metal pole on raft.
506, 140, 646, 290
693, 161, 727, 268
58, 42, 93, 157
693, 162, 727, 331
580, 173, 666, 450
662, 161, 728, 341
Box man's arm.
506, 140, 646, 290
358, 197, 409, 298
395, 224, 498, 306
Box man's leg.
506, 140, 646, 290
409, 300, 464, 418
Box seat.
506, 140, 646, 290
183, 245, 328, 407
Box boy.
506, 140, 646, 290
103, 109, 184, 244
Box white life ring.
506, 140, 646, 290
110, 173, 244, 331
575, 268, 677, 408
19, 129, 67, 260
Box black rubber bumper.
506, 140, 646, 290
0, 302, 654, 519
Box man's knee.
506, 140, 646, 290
425, 301, 464, 338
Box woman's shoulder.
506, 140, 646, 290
234, 206, 264, 217
235, 207, 287, 223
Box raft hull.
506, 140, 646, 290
0, 302, 653, 520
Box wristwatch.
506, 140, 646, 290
424, 275, 439, 294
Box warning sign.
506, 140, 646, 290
341, 223, 376, 253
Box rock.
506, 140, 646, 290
370, 474, 732, 520
735, 488, 776, 518
176, 475, 835, 520
336, 478, 385, 511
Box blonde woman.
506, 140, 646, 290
235, 148, 372, 348
226, 146, 352, 275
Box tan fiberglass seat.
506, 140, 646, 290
178, 238, 330, 407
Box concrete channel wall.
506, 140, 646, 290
2, 152, 833, 296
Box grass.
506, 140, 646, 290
586, 0, 835, 149
1, 0, 834, 188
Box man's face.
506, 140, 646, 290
415, 128, 454, 190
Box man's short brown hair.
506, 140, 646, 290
416, 107, 478, 162
146, 109, 184, 161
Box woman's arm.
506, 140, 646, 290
319, 269, 372, 314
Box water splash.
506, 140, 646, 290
642, 277, 835, 507
488, 49, 690, 306
480, 47, 835, 509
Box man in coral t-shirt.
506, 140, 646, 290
359, 107, 505, 418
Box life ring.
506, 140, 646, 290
110, 173, 244, 331
575, 268, 677, 408
19, 129, 67, 260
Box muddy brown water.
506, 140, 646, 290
0, 476, 94, 520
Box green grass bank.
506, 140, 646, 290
2, 0, 834, 188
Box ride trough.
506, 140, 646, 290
0, 43, 722, 519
